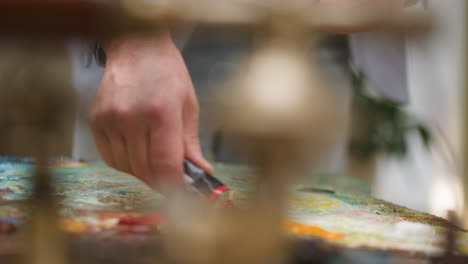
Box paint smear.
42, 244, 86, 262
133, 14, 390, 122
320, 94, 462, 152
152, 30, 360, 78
59, 219, 88, 234
284, 220, 344, 240
0, 219, 17, 235
117, 213, 167, 234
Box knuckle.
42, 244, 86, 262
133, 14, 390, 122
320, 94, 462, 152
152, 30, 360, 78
112, 106, 136, 130
89, 109, 107, 127
114, 106, 133, 121
146, 102, 166, 120
91, 105, 136, 131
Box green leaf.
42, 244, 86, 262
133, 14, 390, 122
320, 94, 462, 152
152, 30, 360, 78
350, 69, 432, 159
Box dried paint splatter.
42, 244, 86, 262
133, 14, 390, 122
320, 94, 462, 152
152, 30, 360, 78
0, 158, 466, 257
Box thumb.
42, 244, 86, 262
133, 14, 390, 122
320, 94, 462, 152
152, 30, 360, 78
184, 134, 213, 174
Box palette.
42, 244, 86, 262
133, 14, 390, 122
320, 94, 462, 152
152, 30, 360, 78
0, 157, 467, 260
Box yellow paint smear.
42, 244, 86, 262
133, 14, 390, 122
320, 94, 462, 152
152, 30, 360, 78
284, 220, 344, 240
59, 219, 88, 235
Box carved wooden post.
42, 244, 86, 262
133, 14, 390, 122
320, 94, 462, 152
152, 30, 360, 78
0, 2, 109, 264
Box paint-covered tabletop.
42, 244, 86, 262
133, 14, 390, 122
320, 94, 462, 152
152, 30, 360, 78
0, 157, 467, 263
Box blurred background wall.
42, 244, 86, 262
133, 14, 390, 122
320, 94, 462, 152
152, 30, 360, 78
374, 0, 467, 217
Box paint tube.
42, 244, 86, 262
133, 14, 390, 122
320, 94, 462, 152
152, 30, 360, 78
183, 159, 232, 206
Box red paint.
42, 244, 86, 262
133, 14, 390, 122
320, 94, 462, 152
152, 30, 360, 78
209, 185, 230, 200
117, 213, 168, 234
0, 188, 13, 197
0, 220, 16, 234
223, 199, 235, 208
119, 213, 167, 227
118, 224, 154, 234
140, 213, 168, 226
97, 211, 128, 220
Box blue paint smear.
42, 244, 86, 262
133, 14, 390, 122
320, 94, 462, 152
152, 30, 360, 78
0, 217, 21, 226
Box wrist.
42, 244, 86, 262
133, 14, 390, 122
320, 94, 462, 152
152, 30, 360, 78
98, 31, 178, 67
108, 32, 176, 63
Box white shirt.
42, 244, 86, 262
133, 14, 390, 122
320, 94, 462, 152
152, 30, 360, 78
349, 0, 424, 103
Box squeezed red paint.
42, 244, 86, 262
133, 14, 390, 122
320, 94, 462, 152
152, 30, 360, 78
0, 220, 16, 234
117, 213, 168, 234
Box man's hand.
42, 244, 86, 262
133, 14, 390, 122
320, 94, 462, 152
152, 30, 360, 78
90, 32, 212, 192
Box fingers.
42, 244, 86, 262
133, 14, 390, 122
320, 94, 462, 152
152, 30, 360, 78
148, 104, 185, 192
92, 104, 154, 186
108, 133, 132, 174
91, 97, 187, 192
182, 93, 213, 174
125, 127, 152, 185
91, 109, 132, 175
92, 128, 115, 169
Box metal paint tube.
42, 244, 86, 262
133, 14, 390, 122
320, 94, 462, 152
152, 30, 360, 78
183, 159, 232, 204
